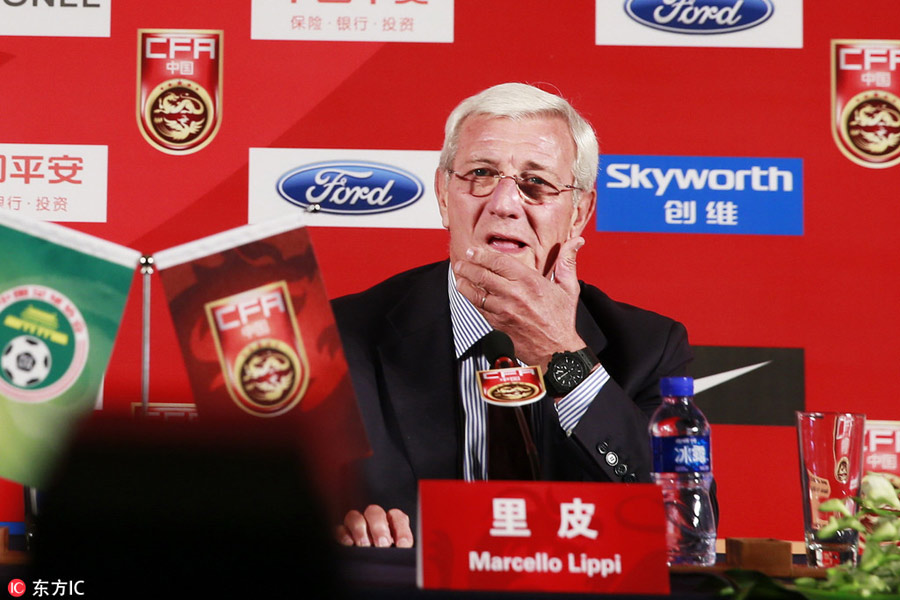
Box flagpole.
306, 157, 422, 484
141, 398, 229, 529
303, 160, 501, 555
139, 255, 155, 417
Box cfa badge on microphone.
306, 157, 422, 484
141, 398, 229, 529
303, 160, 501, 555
476, 365, 546, 406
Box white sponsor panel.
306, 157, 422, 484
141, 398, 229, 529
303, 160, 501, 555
0, 144, 108, 223
0, 0, 110, 38
251, 0, 453, 43
248, 148, 444, 229
595, 0, 802, 48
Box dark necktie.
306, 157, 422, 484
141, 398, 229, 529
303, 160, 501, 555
487, 403, 538, 480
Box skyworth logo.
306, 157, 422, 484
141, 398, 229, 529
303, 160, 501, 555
597, 154, 803, 235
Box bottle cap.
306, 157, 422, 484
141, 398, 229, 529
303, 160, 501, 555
660, 376, 693, 397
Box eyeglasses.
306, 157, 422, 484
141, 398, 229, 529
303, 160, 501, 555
448, 168, 581, 205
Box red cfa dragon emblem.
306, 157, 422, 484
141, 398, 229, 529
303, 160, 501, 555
137, 30, 222, 154
204, 281, 309, 418
151, 88, 207, 143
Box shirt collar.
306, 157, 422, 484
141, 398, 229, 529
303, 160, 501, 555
448, 264, 492, 359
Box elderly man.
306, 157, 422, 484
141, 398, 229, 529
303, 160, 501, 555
333, 83, 692, 548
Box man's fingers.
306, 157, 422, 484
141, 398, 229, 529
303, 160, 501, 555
464, 247, 527, 280
338, 506, 413, 548
552, 237, 585, 296
341, 505, 392, 547
335, 524, 354, 547
453, 257, 508, 295
387, 509, 414, 548
454, 272, 489, 311
363, 504, 395, 548
342, 509, 372, 547
453, 247, 536, 303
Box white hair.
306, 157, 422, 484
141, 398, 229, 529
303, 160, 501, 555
438, 83, 599, 193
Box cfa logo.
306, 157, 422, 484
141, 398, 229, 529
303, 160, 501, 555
867, 428, 900, 452
204, 282, 310, 418
136, 29, 223, 155
832, 40, 900, 168
8, 580, 25, 597
212, 290, 286, 331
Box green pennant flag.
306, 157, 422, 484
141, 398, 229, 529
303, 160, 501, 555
0, 213, 139, 487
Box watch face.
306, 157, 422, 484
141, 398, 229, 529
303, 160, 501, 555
551, 355, 586, 391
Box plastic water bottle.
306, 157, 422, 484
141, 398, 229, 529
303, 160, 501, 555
649, 376, 716, 566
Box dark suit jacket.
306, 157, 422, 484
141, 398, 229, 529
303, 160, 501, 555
332, 260, 693, 521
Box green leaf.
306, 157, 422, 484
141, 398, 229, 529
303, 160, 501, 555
820, 498, 853, 516
868, 520, 900, 543
862, 473, 900, 510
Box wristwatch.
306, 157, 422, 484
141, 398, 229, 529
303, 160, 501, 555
544, 347, 600, 397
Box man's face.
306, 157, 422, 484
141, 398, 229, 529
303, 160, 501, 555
435, 114, 596, 275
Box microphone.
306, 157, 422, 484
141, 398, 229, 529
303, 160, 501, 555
482, 330, 516, 370
478, 330, 542, 480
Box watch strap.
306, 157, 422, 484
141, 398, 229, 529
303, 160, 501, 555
573, 347, 599, 371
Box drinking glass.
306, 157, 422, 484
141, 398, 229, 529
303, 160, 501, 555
796, 411, 866, 567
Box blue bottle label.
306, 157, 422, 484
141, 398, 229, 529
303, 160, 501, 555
652, 435, 711, 473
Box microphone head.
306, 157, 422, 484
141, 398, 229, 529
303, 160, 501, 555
482, 330, 516, 367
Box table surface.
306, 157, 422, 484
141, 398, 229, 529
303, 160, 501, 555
0, 536, 812, 599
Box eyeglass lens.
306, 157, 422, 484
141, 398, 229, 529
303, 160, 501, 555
466, 173, 557, 203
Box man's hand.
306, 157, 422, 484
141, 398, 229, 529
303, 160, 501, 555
453, 237, 587, 367
336, 505, 414, 548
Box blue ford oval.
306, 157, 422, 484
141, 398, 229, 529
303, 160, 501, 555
625, 0, 773, 34
277, 161, 425, 215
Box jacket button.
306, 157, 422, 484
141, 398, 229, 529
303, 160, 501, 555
597, 441, 609, 454
623, 473, 638, 483
614, 464, 627, 476
605, 451, 619, 466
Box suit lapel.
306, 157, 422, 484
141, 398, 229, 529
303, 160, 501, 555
575, 292, 608, 355
376, 262, 461, 480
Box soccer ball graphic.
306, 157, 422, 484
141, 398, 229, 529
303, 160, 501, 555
1, 335, 52, 388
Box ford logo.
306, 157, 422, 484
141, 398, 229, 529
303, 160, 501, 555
277, 161, 425, 214
625, 0, 773, 34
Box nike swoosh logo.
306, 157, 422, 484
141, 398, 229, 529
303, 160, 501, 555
693, 361, 771, 395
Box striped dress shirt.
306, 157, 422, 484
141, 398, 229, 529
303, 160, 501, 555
447, 265, 611, 481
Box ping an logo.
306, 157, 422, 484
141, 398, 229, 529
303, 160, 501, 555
624, 0, 774, 34
277, 161, 424, 214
